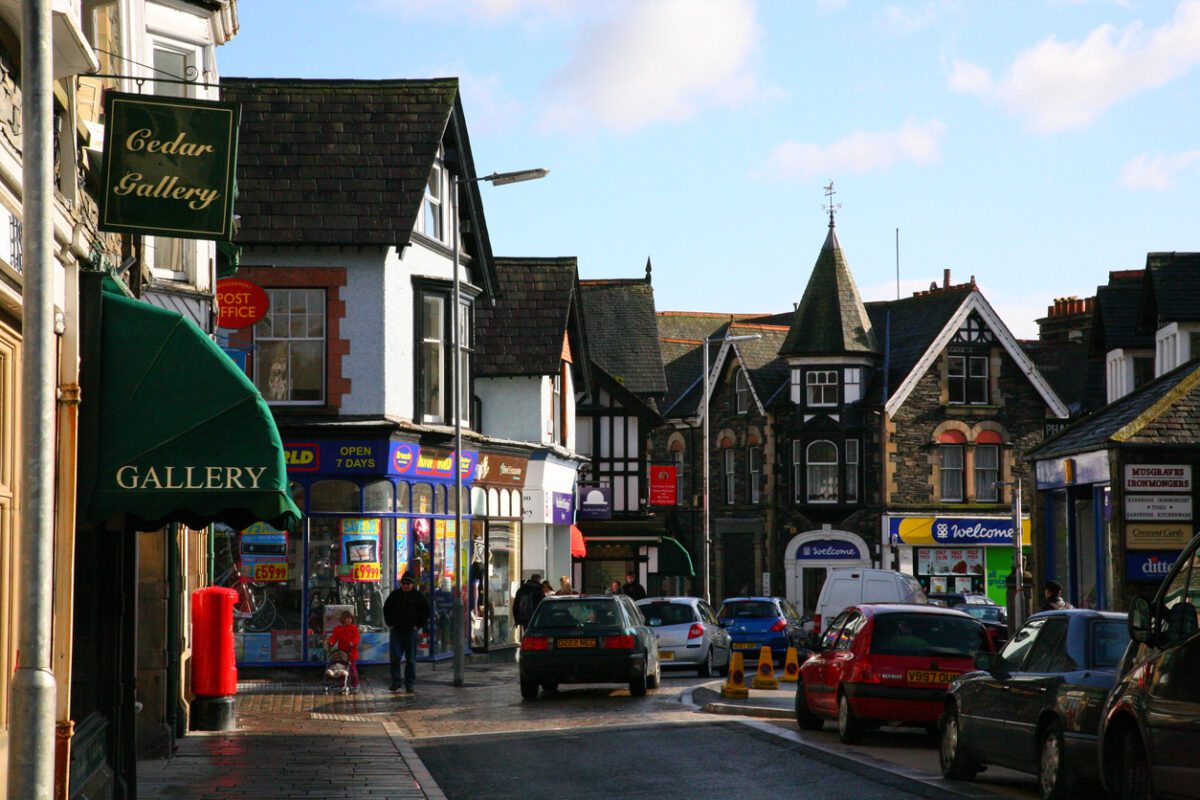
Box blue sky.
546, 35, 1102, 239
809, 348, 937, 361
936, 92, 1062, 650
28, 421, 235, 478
221, 1, 1200, 338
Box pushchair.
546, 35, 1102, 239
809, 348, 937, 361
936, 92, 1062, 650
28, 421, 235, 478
323, 647, 352, 695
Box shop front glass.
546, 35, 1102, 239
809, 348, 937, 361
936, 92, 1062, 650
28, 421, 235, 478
916, 547, 986, 595
1074, 491, 1098, 608
1048, 491, 1071, 599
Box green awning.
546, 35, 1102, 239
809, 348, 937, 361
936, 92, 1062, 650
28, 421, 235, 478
657, 536, 694, 577
85, 290, 301, 531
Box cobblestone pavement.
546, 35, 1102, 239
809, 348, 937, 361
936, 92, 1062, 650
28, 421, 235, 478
137, 661, 711, 799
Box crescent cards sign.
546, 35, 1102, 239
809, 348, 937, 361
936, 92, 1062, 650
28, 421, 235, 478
99, 92, 239, 240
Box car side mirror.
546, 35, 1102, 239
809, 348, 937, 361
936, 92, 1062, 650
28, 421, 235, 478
1129, 596, 1157, 646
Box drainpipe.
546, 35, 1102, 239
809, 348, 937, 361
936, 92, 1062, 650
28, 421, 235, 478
9, 1, 59, 797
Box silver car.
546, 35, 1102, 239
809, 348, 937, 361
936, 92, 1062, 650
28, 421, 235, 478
636, 597, 731, 677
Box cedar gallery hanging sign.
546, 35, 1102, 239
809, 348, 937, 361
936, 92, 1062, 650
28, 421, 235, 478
99, 91, 240, 240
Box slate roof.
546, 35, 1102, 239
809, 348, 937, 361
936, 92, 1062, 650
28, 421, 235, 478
1023, 340, 1105, 416
578, 280, 667, 397
475, 257, 580, 377
865, 285, 974, 402
656, 313, 789, 417
222, 77, 471, 248
1095, 270, 1150, 352
780, 226, 879, 357
1028, 360, 1200, 459
1140, 252, 1200, 328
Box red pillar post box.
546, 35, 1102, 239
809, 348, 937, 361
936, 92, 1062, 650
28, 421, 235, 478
191, 586, 238, 730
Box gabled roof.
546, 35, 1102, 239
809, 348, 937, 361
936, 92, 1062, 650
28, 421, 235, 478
780, 226, 879, 357
875, 289, 1069, 419
1093, 270, 1150, 353
579, 279, 666, 397
1139, 252, 1200, 330
1028, 360, 1200, 460
866, 285, 974, 402
475, 257, 585, 378
1022, 340, 1105, 416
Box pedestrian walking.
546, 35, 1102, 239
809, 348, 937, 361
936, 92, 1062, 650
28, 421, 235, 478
383, 572, 430, 693
621, 572, 647, 601
541, 580, 554, 596
556, 575, 575, 595
512, 573, 545, 631
1040, 580, 1073, 611
605, 580, 621, 595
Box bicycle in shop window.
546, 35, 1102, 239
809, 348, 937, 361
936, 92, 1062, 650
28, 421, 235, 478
213, 531, 279, 633
306, 542, 386, 635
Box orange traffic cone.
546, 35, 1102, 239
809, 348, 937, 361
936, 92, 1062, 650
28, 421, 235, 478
751, 645, 779, 689
781, 646, 801, 683
720, 652, 749, 699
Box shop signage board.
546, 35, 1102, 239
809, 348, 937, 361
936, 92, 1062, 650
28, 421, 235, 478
1125, 550, 1181, 582
577, 485, 612, 520
917, 547, 984, 576
474, 453, 527, 485
1126, 523, 1192, 551
1124, 464, 1192, 493
648, 465, 677, 506
280, 440, 477, 482
552, 492, 574, 525
100, 91, 239, 240
216, 278, 268, 329
796, 539, 863, 561
1125, 494, 1193, 521
888, 516, 1031, 546
522, 489, 576, 524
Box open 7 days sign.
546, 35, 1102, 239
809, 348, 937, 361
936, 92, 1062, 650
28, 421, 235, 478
99, 92, 239, 240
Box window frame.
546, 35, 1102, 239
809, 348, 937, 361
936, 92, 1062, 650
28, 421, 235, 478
806, 369, 838, 407
252, 287, 327, 406
792, 440, 803, 503
806, 440, 839, 504
974, 444, 999, 502
940, 444, 965, 502
845, 439, 859, 503
734, 369, 750, 414
748, 445, 761, 504
417, 146, 448, 244
948, 354, 989, 405
844, 367, 863, 404
723, 448, 736, 505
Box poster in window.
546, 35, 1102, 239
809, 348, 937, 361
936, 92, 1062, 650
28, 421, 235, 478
395, 518, 410, 582
917, 547, 983, 576
339, 518, 381, 582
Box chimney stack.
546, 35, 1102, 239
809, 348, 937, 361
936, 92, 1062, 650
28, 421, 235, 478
943, 268, 951, 288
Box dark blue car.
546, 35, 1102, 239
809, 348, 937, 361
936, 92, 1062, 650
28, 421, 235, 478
717, 596, 807, 664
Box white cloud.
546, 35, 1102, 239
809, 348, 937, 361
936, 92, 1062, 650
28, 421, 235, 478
816, 0, 850, 10
538, 0, 764, 134
948, 58, 992, 94
364, 0, 579, 21
962, 1, 1200, 132
764, 118, 946, 180
1120, 150, 1200, 190
880, 3, 942, 35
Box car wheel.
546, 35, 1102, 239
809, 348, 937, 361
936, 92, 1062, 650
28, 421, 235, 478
1038, 719, 1074, 800
837, 692, 864, 745
794, 680, 823, 731
1116, 729, 1153, 800
629, 659, 649, 697
939, 707, 979, 781
647, 657, 661, 689
698, 648, 714, 678
520, 678, 540, 701
541, 682, 559, 693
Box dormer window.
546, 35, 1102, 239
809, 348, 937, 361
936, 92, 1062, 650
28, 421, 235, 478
735, 369, 750, 414
807, 370, 838, 406
418, 147, 447, 244
948, 355, 988, 404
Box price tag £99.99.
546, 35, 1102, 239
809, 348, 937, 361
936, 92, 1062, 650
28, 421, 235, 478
350, 562, 382, 582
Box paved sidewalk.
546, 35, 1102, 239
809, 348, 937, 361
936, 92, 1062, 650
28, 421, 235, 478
138, 664, 453, 800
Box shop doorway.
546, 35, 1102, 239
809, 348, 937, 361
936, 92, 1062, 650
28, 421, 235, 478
722, 533, 755, 599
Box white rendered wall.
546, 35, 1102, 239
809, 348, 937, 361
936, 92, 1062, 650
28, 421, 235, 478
476, 375, 544, 442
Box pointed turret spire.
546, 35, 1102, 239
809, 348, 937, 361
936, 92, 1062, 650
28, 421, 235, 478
779, 208, 878, 358
644, 256, 652, 284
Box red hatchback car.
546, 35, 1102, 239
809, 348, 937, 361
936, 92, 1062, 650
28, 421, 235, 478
795, 604, 992, 744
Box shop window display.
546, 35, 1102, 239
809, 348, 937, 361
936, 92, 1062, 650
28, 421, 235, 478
306, 516, 392, 663
215, 521, 305, 664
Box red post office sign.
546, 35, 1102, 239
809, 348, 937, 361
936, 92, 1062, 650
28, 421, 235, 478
216, 278, 268, 329
649, 465, 677, 506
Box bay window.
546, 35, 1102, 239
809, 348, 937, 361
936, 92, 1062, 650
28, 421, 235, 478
421, 295, 446, 423
807, 440, 838, 503
807, 370, 837, 406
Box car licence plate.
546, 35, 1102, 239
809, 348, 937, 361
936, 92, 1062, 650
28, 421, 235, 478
906, 669, 959, 684
733, 642, 759, 650
658, 650, 674, 660
556, 638, 597, 649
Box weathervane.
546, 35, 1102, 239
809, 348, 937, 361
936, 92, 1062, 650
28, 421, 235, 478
823, 180, 841, 228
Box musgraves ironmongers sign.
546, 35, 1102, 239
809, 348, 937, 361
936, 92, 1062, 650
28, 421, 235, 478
99, 92, 239, 240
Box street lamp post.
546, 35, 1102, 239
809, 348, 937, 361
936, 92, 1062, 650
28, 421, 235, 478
701, 333, 761, 604
995, 478, 1026, 634
451, 168, 548, 688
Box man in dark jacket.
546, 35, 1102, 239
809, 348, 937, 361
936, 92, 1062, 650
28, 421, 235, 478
384, 573, 430, 693
622, 572, 647, 601
1039, 580, 1073, 611
512, 573, 544, 630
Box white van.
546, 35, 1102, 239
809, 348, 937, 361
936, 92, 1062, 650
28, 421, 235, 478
811, 568, 926, 637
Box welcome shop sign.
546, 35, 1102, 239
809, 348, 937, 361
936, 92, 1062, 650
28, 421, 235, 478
99, 91, 239, 240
